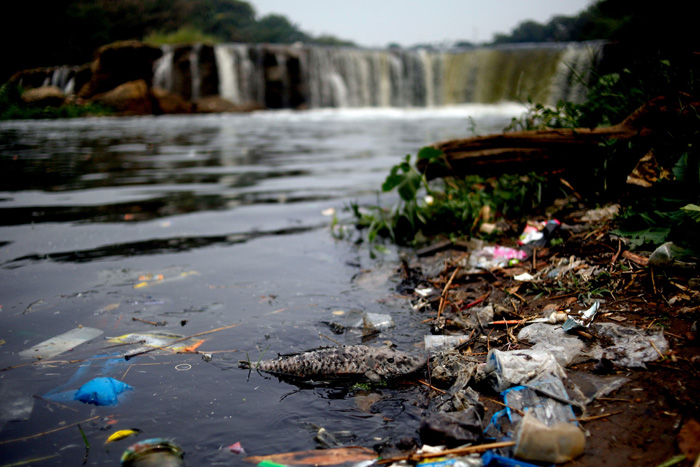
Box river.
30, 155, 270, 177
0, 105, 522, 465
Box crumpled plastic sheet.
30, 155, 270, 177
517, 323, 589, 367
517, 321, 670, 369
483, 348, 568, 393
591, 322, 669, 368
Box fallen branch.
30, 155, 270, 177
376, 441, 517, 464
417, 97, 698, 180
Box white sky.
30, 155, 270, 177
250, 0, 593, 47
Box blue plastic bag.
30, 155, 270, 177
74, 377, 132, 406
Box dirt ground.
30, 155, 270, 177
398, 204, 699, 466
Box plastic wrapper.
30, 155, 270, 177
468, 246, 527, 270
482, 349, 568, 393
517, 323, 590, 367
424, 335, 472, 351
591, 322, 669, 368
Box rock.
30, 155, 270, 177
10, 67, 55, 89
79, 40, 162, 99
90, 80, 153, 116
193, 96, 240, 113
21, 86, 65, 107
152, 87, 193, 114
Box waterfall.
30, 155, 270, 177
190, 43, 202, 102
153, 45, 174, 92
165, 42, 603, 109
214, 44, 263, 106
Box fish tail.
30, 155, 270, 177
238, 360, 252, 369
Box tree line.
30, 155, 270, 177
0, 0, 354, 83
2, 0, 695, 84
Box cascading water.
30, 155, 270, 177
153, 44, 174, 93
154, 41, 602, 110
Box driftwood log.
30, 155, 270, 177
417, 96, 695, 181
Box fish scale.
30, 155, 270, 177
239, 345, 425, 382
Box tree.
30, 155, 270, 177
251, 14, 309, 43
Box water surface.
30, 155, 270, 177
0, 105, 521, 465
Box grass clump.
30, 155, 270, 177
0, 83, 113, 121
143, 26, 219, 46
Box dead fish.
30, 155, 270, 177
239, 345, 425, 382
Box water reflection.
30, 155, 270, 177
0, 108, 522, 268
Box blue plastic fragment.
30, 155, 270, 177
74, 377, 132, 406
482, 450, 552, 467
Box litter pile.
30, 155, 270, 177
243, 205, 698, 466
377, 207, 698, 467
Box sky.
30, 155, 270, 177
250, 0, 593, 47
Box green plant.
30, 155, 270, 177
143, 26, 219, 46
347, 146, 570, 247
0, 82, 114, 121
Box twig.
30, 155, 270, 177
481, 396, 525, 416
532, 247, 537, 270
132, 317, 166, 326
649, 340, 666, 360
418, 380, 446, 394
32, 394, 79, 412
461, 291, 490, 310
0, 416, 101, 445
610, 238, 622, 267
124, 323, 239, 360
572, 410, 622, 422
376, 441, 516, 465
319, 334, 342, 346
438, 267, 460, 317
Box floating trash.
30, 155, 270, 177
19, 326, 103, 359
106, 429, 142, 444
107, 331, 204, 353
74, 377, 132, 406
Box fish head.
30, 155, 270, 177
363, 347, 426, 380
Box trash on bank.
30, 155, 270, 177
518, 219, 560, 247
481, 349, 568, 393
19, 326, 104, 359
518, 319, 668, 369
243, 446, 377, 466
648, 241, 697, 269
121, 438, 185, 466
424, 335, 472, 351
481, 450, 545, 467
513, 412, 585, 464
468, 246, 527, 270
74, 377, 132, 406
517, 323, 590, 367
420, 403, 484, 447
591, 322, 669, 368
561, 300, 599, 332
